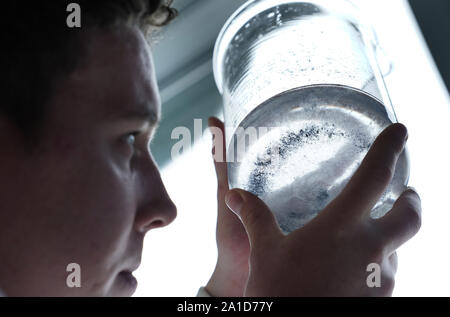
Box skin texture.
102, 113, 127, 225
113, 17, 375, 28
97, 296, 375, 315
0, 26, 176, 296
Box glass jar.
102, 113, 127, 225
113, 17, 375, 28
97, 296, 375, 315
213, 0, 409, 233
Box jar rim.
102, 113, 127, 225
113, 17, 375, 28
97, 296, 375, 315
212, 0, 376, 94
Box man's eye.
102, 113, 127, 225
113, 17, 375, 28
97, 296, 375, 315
125, 132, 139, 146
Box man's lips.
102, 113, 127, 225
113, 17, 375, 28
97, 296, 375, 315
121, 258, 141, 273
128, 264, 140, 272
122, 262, 140, 274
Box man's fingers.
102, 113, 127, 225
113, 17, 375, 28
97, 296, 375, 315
208, 117, 228, 189
330, 123, 408, 218
225, 189, 283, 248
375, 188, 422, 254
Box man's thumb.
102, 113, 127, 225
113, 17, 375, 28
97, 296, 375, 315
225, 189, 282, 247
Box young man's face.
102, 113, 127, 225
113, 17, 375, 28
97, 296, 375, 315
0, 26, 176, 296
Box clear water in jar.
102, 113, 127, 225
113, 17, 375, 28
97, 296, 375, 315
227, 85, 409, 234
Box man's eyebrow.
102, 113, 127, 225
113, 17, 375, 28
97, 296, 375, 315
120, 108, 161, 126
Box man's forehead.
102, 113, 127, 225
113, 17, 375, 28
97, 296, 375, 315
78, 26, 161, 126
114, 103, 161, 125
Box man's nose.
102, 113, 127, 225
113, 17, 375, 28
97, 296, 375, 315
135, 194, 177, 233
134, 154, 177, 233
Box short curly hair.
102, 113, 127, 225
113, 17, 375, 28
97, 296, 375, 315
1, 1, 177, 145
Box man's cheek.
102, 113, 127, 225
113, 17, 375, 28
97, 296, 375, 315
92, 177, 137, 234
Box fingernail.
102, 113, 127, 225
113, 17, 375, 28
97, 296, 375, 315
396, 123, 408, 143
406, 186, 420, 197
405, 186, 421, 202
208, 117, 214, 127
208, 120, 214, 137
225, 190, 244, 215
